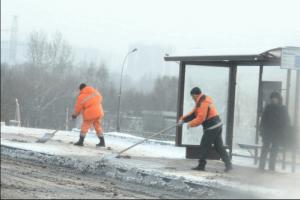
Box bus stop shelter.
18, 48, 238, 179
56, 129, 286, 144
164, 46, 300, 173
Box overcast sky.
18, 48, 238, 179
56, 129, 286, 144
1, 0, 300, 56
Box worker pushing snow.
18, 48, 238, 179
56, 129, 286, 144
178, 87, 233, 172
72, 83, 105, 147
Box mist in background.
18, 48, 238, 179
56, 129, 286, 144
2, 0, 300, 75
1, 0, 300, 140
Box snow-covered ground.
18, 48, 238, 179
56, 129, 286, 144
1, 125, 297, 170
2, 125, 300, 198
0, 126, 186, 159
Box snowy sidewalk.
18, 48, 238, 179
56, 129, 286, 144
1, 126, 300, 198
0, 126, 185, 158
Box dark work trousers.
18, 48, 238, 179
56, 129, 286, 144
198, 126, 231, 168
259, 134, 282, 170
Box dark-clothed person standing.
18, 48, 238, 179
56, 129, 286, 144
178, 87, 232, 172
259, 91, 290, 171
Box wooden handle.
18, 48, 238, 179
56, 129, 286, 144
52, 119, 74, 135
119, 123, 180, 155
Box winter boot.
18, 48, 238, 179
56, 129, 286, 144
224, 162, 233, 172
74, 136, 84, 146
191, 163, 205, 171
96, 136, 105, 147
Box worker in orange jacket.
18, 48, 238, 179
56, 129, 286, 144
72, 83, 105, 147
178, 87, 232, 172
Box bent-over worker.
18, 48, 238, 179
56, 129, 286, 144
72, 83, 105, 147
178, 87, 233, 172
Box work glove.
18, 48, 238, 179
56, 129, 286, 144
177, 119, 184, 126
187, 123, 191, 130
72, 115, 77, 120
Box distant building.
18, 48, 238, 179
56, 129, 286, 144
127, 43, 178, 79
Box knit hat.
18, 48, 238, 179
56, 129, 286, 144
79, 83, 86, 91
190, 87, 202, 95
270, 91, 283, 105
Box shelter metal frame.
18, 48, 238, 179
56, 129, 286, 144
165, 47, 300, 173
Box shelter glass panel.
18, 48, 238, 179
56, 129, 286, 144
182, 65, 230, 145
233, 66, 259, 154
262, 66, 288, 110
261, 67, 300, 147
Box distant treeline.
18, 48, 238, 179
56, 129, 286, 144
1, 31, 178, 133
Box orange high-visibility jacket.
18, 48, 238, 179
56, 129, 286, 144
73, 86, 104, 121
180, 94, 221, 129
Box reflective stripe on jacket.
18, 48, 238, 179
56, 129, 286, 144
180, 94, 221, 130
73, 86, 104, 121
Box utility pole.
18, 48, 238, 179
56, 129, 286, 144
9, 15, 18, 66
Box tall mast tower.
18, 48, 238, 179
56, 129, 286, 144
9, 15, 18, 66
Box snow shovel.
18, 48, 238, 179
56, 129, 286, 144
36, 119, 74, 143
100, 123, 180, 163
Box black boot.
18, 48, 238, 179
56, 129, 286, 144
96, 136, 105, 147
74, 136, 84, 146
191, 163, 205, 171
224, 162, 233, 172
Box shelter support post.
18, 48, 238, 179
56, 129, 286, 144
283, 69, 291, 169
292, 70, 300, 173
255, 65, 264, 165
227, 65, 237, 159
175, 61, 185, 146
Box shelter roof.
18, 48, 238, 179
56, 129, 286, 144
164, 46, 300, 66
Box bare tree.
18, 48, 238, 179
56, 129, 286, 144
150, 76, 178, 112
1, 62, 31, 124
24, 31, 74, 127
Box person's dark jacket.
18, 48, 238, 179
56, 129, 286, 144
259, 92, 290, 136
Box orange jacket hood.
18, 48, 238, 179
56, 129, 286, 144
196, 94, 213, 105
80, 86, 93, 95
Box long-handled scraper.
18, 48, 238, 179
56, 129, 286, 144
36, 119, 74, 143
100, 123, 180, 163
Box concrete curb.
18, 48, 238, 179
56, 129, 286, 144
1, 144, 261, 198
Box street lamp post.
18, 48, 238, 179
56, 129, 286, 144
116, 48, 138, 132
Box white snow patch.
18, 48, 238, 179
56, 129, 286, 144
1, 126, 185, 159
